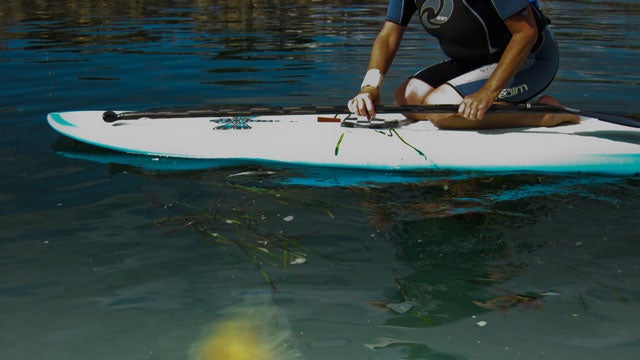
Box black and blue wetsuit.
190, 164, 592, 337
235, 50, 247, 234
386, 0, 558, 102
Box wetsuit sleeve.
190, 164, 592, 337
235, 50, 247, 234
490, 0, 530, 19
385, 0, 417, 27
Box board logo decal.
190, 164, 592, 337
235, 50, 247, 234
210, 116, 276, 130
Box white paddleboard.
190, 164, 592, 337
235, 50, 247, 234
47, 111, 640, 174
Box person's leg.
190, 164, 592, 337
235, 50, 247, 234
393, 77, 435, 106
393, 60, 458, 118
395, 27, 579, 129
425, 28, 578, 129
394, 80, 579, 129
425, 84, 579, 129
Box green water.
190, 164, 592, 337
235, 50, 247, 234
1, 1, 639, 359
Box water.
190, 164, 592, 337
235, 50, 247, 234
1, 0, 639, 359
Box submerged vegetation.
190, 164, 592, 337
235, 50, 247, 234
147, 170, 631, 324
152, 182, 328, 290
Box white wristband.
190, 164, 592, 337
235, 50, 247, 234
361, 69, 384, 89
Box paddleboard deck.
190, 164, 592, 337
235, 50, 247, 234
47, 111, 640, 174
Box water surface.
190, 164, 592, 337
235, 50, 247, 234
1, 1, 639, 359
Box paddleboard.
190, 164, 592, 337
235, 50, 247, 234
47, 111, 640, 174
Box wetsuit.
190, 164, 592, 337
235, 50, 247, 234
386, 0, 558, 102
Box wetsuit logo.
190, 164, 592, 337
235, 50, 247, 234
419, 0, 454, 29
498, 84, 529, 99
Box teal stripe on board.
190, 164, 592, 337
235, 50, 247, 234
49, 113, 77, 127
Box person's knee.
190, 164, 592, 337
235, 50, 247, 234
424, 84, 462, 105
394, 78, 432, 105
393, 84, 407, 105
393, 79, 412, 105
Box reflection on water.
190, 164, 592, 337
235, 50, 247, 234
146, 170, 634, 330
0, 0, 383, 60
349, 174, 631, 327
1, 0, 392, 112
3, 0, 639, 110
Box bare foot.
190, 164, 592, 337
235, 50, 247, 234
537, 95, 580, 126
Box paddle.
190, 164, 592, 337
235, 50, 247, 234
102, 104, 640, 128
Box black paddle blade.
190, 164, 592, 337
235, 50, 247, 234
578, 110, 640, 128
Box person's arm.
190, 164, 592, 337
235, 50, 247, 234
348, 21, 405, 118
458, 5, 539, 120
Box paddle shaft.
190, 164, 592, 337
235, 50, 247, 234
102, 104, 640, 128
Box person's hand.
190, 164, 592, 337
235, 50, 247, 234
347, 87, 380, 119
457, 90, 497, 121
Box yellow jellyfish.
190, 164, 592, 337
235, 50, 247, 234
189, 291, 303, 360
